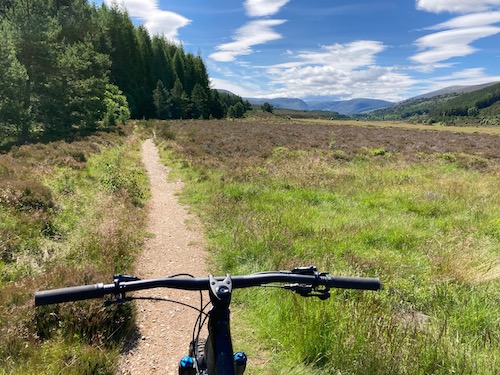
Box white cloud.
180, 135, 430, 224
411, 26, 500, 64
104, 0, 190, 41
245, 0, 291, 17
410, 62, 456, 73
209, 19, 286, 62
210, 77, 256, 97
263, 41, 415, 101
418, 68, 500, 92
412, 6, 500, 65
106, 0, 155, 17
426, 11, 500, 30
143, 12, 191, 40
298, 41, 385, 68
437, 67, 493, 80
416, 0, 500, 13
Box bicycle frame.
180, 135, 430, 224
204, 274, 237, 375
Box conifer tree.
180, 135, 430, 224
136, 26, 156, 118
153, 80, 172, 120
45, 39, 111, 132
194, 55, 210, 91
3, 0, 61, 137
152, 36, 174, 90
1, 0, 247, 139
171, 78, 190, 119
0, 29, 30, 138
191, 83, 209, 119
172, 49, 186, 90
99, 4, 143, 118
0, 1, 13, 19
208, 89, 226, 119
184, 53, 197, 96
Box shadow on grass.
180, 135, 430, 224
0, 126, 127, 154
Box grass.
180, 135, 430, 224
301, 118, 500, 135
1, 117, 497, 373
0, 125, 149, 373
155, 118, 499, 374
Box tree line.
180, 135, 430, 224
0, 0, 250, 142
367, 82, 500, 125
428, 83, 500, 118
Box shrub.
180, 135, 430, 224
87, 147, 149, 207
261, 102, 274, 113
103, 84, 131, 126
227, 102, 245, 118
0, 179, 54, 212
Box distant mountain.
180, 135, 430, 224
234, 81, 499, 118
245, 97, 392, 114
368, 82, 500, 125
216, 89, 236, 96
246, 97, 309, 111
306, 98, 393, 114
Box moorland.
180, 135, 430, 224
1, 1, 499, 373
158, 116, 499, 374
1, 113, 499, 374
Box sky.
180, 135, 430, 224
97, 0, 500, 102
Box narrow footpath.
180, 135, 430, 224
118, 139, 207, 374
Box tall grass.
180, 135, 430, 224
0, 127, 149, 374
156, 121, 499, 374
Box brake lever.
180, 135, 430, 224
288, 266, 331, 299
114, 274, 141, 283
291, 266, 319, 275
283, 283, 331, 300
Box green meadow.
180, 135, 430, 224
156, 118, 499, 374
0, 117, 498, 374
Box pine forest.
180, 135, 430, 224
0, 0, 250, 142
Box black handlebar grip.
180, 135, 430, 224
35, 283, 108, 306
326, 276, 382, 291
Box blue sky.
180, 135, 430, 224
98, 0, 500, 102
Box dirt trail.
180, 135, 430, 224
118, 139, 207, 374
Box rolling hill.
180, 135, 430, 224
245, 97, 393, 114
368, 82, 500, 125
247, 97, 309, 111
222, 81, 499, 122
410, 82, 499, 100
306, 98, 393, 114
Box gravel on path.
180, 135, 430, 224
118, 139, 208, 374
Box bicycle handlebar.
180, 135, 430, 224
35, 272, 382, 306
35, 283, 115, 305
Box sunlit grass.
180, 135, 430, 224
157, 122, 499, 374
0, 127, 148, 373
300, 118, 500, 135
